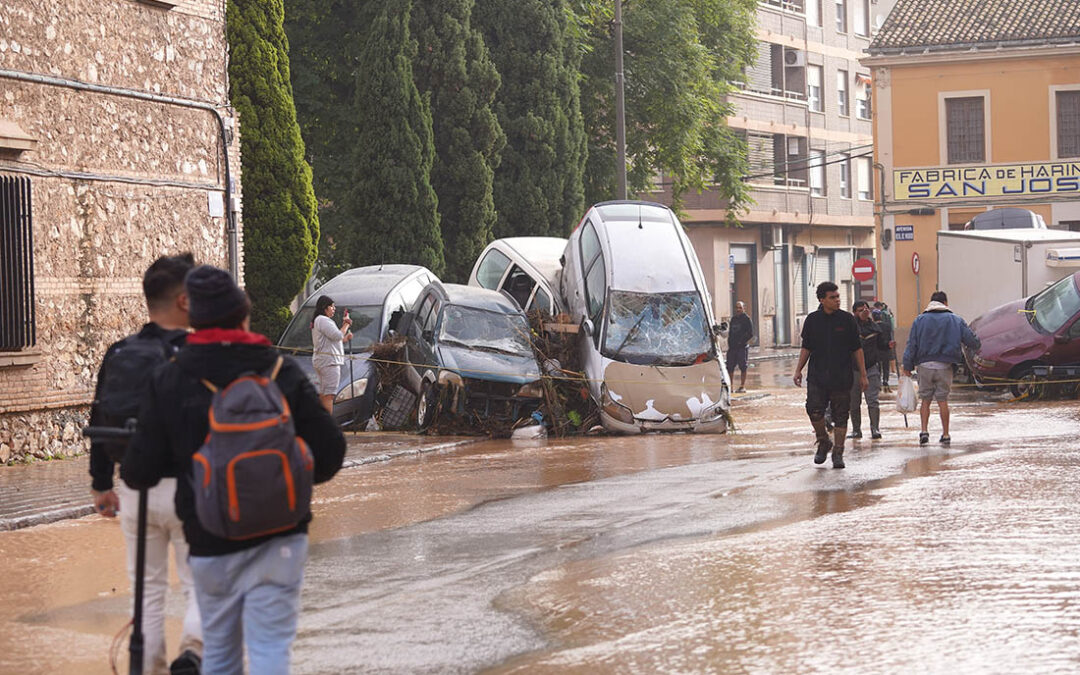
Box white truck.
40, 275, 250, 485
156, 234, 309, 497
937, 229, 1080, 320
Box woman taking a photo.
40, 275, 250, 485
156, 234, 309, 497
311, 295, 352, 413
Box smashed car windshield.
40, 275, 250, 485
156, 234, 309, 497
602, 291, 712, 364
278, 305, 382, 354
1032, 275, 1080, 334
438, 305, 534, 356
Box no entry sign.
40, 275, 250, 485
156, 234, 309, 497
852, 257, 875, 282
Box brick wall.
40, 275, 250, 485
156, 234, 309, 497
0, 0, 240, 463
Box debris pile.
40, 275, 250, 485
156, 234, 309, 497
526, 312, 600, 437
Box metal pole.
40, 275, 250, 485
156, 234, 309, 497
614, 0, 627, 200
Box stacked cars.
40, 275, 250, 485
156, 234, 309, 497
282, 200, 732, 433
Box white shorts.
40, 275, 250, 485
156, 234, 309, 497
313, 363, 340, 396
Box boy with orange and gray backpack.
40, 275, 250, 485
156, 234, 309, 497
122, 265, 345, 673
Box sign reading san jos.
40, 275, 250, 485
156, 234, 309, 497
893, 161, 1080, 200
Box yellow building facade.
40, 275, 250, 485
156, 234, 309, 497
863, 0, 1080, 327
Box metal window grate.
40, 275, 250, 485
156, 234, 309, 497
946, 97, 985, 164
0, 176, 35, 350
1058, 91, 1080, 158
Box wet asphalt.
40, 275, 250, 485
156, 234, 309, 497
2, 357, 1079, 674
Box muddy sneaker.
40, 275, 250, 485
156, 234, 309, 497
832, 447, 845, 469
814, 437, 833, 464
871, 430, 882, 440
919, 431, 929, 445
939, 435, 951, 445
847, 430, 862, 439
170, 650, 201, 675
735, 387, 746, 393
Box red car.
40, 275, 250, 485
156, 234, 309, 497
967, 271, 1080, 396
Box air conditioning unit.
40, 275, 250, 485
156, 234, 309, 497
784, 49, 806, 67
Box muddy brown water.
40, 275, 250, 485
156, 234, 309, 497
2, 358, 1076, 673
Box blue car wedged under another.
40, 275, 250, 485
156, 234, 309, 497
277, 265, 437, 426
398, 282, 544, 429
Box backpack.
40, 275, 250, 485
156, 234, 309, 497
95, 332, 183, 462
191, 356, 315, 541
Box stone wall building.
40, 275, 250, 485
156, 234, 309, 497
0, 0, 242, 463
651, 0, 896, 347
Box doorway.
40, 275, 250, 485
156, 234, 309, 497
729, 244, 758, 346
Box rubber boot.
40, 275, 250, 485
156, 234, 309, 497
869, 408, 881, 439
832, 445, 845, 469
811, 417, 831, 464
848, 405, 862, 439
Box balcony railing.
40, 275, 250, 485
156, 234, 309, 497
759, 0, 805, 13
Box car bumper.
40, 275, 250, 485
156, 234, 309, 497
599, 411, 730, 435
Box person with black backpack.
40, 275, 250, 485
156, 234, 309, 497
88, 253, 203, 674
122, 265, 346, 674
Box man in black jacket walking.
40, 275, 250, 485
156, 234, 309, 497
122, 265, 346, 674
849, 300, 890, 440
726, 301, 754, 393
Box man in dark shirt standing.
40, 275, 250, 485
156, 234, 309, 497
849, 300, 890, 440
726, 301, 754, 393
792, 282, 868, 469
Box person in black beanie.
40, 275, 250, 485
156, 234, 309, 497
122, 265, 346, 674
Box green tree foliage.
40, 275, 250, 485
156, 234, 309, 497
571, 0, 757, 219
475, 0, 587, 238
227, 0, 319, 339
287, 0, 444, 277
412, 0, 505, 282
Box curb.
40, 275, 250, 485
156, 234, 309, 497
341, 438, 484, 469
0, 505, 96, 532
749, 351, 800, 362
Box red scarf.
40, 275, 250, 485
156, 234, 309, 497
186, 328, 272, 346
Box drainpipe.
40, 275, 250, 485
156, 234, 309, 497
873, 161, 888, 304
0, 68, 239, 279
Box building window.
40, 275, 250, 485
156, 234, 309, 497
0, 176, 36, 351
946, 96, 985, 164
855, 74, 872, 120
854, 0, 870, 36
840, 153, 851, 198
806, 0, 821, 26
837, 70, 849, 116
809, 150, 826, 196
808, 65, 823, 112
1057, 90, 1080, 159
857, 157, 872, 200
835, 0, 847, 32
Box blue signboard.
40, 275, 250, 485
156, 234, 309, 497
895, 225, 914, 241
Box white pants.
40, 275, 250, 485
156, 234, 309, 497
118, 478, 202, 674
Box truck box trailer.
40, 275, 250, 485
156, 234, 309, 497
937, 229, 1080, 321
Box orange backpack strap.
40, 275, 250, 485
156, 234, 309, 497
201, 379, 218, 393
270, 356, 284, 381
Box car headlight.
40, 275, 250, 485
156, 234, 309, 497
971, 354, 997, 368
601, 384, 634, 424
516, 381, 544, 398
334, 378, 368, 403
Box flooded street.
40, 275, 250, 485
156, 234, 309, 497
2, 358, 1080, 673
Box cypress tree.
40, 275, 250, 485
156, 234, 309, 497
475, 0, 587, 238
227, 0, 319, 339
335, 0, 444, 275
412, 0, 505, 282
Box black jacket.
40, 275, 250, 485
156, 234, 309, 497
729, 313, 754, 350
855, 317, 890, 369
121, 335, 346, 557
89, 323, 188, 492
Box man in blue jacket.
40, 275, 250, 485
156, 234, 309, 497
902, 291, 981, 445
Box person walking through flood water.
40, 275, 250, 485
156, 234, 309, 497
849, 300, 889, 440
311, 295, 352, 413
726, 301, 754, 393
902, 290, 981, 446
792, 282, 868, 469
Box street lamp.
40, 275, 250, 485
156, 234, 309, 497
614, 0, 627, 199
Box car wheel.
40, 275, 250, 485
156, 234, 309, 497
1010, 367, 1042, 400
416, 382, 440, 430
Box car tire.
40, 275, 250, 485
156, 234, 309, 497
416, 382, 440, 430
1010, 367, 1042, 400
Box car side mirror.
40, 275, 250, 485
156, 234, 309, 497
1055, 334, 1070, 344
713, 322, 728, 337
388, 308, 405, 334
422, 329, 434, 343
581, 318, 594, 338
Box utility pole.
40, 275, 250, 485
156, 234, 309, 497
614, 0, 627, 199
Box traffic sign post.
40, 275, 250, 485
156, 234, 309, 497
852, 257, 875, 282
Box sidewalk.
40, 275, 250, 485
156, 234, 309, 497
0, 433, 483, 532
